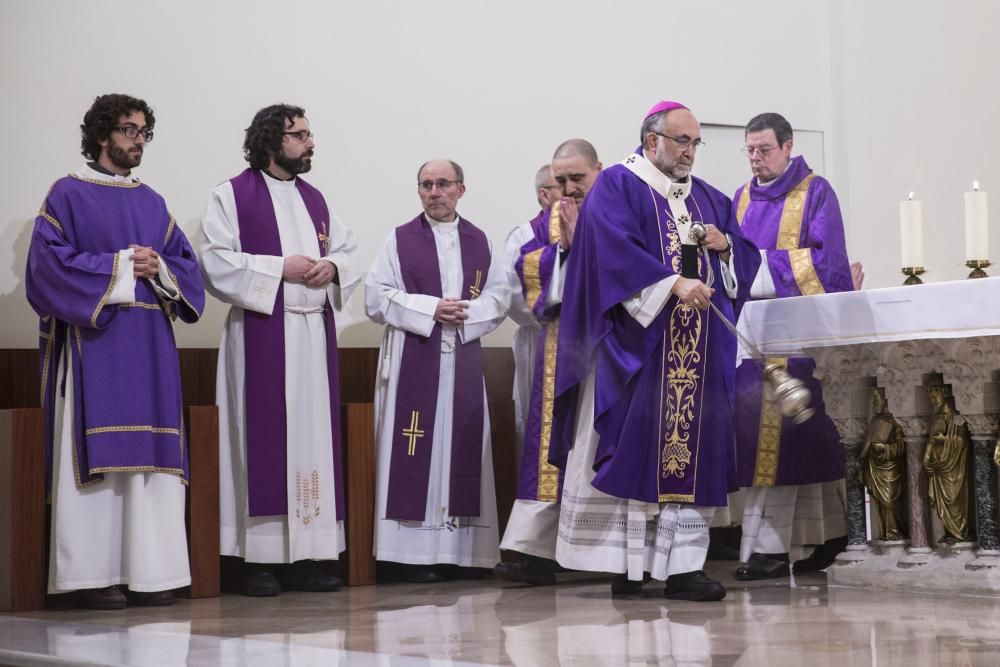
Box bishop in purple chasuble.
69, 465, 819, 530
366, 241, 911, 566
384, 215, 492, 520
551, 156, 761, 507
513, 202, 565, 503
228, 168, 346, 520
732, 156, 852, 487
26, 174, 205, 491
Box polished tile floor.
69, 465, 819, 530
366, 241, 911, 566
3, 562, 1000, 666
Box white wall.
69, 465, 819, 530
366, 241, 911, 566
830, 0, 1000, 290
0, 0, 836, 348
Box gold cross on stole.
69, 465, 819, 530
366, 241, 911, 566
317, 221, 329, 255
402, 410, 424, 456
469, 270, 483, 299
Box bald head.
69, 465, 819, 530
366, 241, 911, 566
417, 159, 464, 184
553, 138, 599, 167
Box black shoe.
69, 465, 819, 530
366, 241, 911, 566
127, 589, 175, 606
664, 570, 726, 601
398, 564, 444, 583
707, 526, 743, 561
439, 565, 488, 581
494, 556, 557, 586
237, 565, 281, 597
80, 585, 127, 610
734, 552, 790, 581
610, 573, 648, 599
278, 560, 342, 592
793, 536, 848, 573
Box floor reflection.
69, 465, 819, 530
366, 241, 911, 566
3, 563, 1000, 666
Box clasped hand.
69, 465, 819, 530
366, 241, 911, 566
435, 297, 470, 324
283, 255, 337, 288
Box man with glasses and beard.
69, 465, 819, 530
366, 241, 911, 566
365, 160, 509, 583
199, 104, 359, 596
26, 93, 205, 609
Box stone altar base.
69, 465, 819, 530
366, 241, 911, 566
829, 543, 1000, 596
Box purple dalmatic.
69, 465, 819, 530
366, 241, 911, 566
513, 204, 564, 503
384, 215, 492, 521
26, 174, 205, 492
732, 156, 851, 487
551, 152, 761, 507
230, 168, 347, 520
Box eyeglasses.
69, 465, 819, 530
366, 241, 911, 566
652, 132, 705, 151
741, 144, 778, 157
115, 125, 154, 142
418, 179, 461, 192
283, 130, 314, 142
538, 184, 561, 192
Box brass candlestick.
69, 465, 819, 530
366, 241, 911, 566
966, 259, 991, 279
901, 266, 925, 285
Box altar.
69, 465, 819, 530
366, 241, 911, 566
738, 276, 1000, 594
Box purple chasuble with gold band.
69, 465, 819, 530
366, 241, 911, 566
26, 174, 205, 492
230, 168, 345, 520
551, 153, 761, 506
385, 215, 491, 521
731, 156, 851, 487
513, 204, 565, 502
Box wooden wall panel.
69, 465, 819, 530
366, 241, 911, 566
0, 409, 46, 612
342, 403, 376, 586
181, 405, 220, 599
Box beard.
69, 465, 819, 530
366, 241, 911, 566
275, 149, 313, 175
108, 143, 142, 170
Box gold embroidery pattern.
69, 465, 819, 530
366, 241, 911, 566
39, 212, 64, 233
661, 303, 703, 480
118, 301, 164, 311
521, 247, 546, 311
753, 357, 787, 486
736, 183, 751, 225
789, 248, 825, 296
165, 215, 177, 243
776, 174, 815, 250
402, 410, 424, 456
90, 252, 120, 328
469, 269, 483, 299
548, 200, 562, 245
85, 425, 181, 436
73, 325, 83, 358
295, 469, 321, 526
166, 268, 200, 320
536, 320, 561, 502
69, 173, 142, 188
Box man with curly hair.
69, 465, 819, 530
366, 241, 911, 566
199, 104, 359, 596
25, 93, 205, 609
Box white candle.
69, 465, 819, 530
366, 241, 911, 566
900, 192, 924, 268
965, 181, 989, 261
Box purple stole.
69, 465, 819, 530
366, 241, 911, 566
513, 206, 564, 502
650, 194, 713, 501
385, 215, 491, 520
230, 168, 345, 520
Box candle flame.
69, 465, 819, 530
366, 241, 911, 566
974, 181, 980, 191
908, 192, 914, 201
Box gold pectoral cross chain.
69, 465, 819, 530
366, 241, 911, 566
469, 269, 483, 299
402, 410, 424, 456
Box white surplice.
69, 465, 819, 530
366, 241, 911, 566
199, 170, 359, 564
365, 214, 509, 567
47, 164, 190, 593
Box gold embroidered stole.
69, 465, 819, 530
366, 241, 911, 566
745, 173, 822, 486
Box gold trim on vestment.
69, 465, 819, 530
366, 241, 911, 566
73, 325, 83, 358
522, 247, 546, 311
166, 267, 199, 321
536, 320, 561, 502
39, 318, 57, 405
548, 200, 562, 245
39, 212, 64, 233
789, 248, 825, 296
753, 357, 787, 486
91, 252, 120, 328
736, 183, 751, 225
84, 425, 181, 436
165, 215, 176, 243
118, 301, 164, 312
69, 173, 142, 188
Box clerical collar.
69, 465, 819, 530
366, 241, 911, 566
756, 160, 793, 187
424, 212, 459, 226
76, 162, 137, 184
620, 150, 692, 201
261, 167, 295, 183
